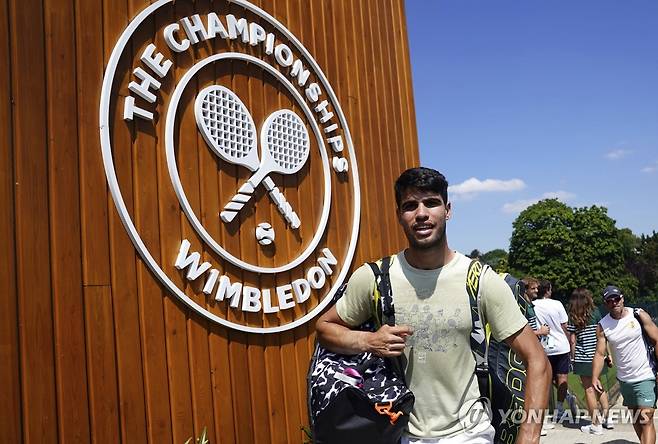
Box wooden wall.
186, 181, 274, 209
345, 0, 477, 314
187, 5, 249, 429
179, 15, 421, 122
0, 0, 419, 443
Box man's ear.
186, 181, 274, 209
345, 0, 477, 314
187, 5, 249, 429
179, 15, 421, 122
446, 201, 452, 220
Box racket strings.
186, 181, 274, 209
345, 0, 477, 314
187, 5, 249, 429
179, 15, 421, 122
266, 112, 309, 171
201, 89, 255, 159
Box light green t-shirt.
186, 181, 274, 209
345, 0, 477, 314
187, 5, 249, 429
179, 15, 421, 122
336, 251, 528, 438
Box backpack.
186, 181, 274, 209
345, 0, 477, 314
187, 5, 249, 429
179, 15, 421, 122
465, 261, 529, 444
307, 257, 414, 444
633, 308, 657, 374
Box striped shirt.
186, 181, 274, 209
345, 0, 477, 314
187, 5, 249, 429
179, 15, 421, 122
567, 307, 603, 363
526, 302, 539, 331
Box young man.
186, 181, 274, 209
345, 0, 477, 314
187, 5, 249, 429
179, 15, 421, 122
593, 285, 658, 444
532, 280, 578, 422
521, 277, 550, 338
316, 167, 550, 443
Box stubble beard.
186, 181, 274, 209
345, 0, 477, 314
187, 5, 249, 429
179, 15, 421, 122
406, 224, 446, 251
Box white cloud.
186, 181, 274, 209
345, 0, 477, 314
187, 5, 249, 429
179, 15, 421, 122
604, 149, 632, 160
449, 177, 525, 200
502, 190, 576, 214
641, 161, 658, 173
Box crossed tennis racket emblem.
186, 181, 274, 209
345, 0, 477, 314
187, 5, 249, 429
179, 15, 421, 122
194, 85, 310, 230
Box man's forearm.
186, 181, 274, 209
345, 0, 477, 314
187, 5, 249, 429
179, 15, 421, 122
316, 320, 371, 355
517, 353, 550, 444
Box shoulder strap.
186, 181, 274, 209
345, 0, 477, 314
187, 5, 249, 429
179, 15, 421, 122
466, 260, 488, 371
634, 308, 655, 344
367, 256, 394, 328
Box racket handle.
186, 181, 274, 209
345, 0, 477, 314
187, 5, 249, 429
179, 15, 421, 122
263, 177, 301, 229
220, 182, 256, 223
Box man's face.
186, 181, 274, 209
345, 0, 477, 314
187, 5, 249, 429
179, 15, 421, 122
397, 188, 451, 250
526, 284, 539, 301
605, 295, 624, 318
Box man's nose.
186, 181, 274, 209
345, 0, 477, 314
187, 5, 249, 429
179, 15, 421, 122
415, 204, 429, 218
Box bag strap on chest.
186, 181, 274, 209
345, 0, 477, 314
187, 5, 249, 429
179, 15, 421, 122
367, 256, 407, 380
367, 256, 394, 328
466, 260, 489, 397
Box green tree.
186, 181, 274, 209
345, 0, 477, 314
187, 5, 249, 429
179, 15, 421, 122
508, 199, 578, 299
481, 249, 508, 270
571, 206, 637, 303
468, 249, 482, 259
636, 231, 658, 299
508, 199, 636, 302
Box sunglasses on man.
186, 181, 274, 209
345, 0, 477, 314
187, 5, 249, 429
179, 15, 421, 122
605, 296, 622, 304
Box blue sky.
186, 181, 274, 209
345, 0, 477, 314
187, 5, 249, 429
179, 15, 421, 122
405, 0, 658, 254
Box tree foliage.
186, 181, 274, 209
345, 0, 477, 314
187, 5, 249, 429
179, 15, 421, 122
636, 231, 658, 298
481, 249, 508, 270
508, 199, 637, 303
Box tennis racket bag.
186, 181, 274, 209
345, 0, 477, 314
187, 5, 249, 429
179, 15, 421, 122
467, 263, 529, 444
307, 258, 414, 444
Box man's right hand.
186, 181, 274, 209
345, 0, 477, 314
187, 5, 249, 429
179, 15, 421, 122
537, 324, 550, 336
365, 324, 413, 357
592, 377, 604, 393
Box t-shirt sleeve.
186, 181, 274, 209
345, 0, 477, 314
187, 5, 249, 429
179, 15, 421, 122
480, 269, 528, 342
335, 263, 375, 327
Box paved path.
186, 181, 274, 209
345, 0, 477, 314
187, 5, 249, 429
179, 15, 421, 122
540, 404, 655, 444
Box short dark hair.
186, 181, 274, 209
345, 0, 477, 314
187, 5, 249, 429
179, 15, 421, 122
394, 167, 449, 207
538, 280, 552, 298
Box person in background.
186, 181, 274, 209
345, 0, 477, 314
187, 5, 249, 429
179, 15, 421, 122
533, 279, 578, 421
521, 277, 550, 339
567, 287, 613, 435
593, 285, 658, 444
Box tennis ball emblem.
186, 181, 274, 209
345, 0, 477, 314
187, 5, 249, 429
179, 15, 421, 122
256, 222, 275, 245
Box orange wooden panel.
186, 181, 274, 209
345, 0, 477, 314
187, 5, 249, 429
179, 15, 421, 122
0, 0, 22, 440
84, 286, 121, 443
43, 0, 92, 440
77, 0, 112, 287
103, 1, 154, 440
3, 1, 420, 441
9, 0, 59, 441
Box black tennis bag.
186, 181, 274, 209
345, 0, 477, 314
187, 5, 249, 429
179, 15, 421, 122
307, 258, 414, 444
467, 264, 530, 444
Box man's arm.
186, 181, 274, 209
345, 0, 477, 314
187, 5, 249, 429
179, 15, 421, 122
505, 324, 551, 444
592, 324, 608, 393
315, 306, 413, 357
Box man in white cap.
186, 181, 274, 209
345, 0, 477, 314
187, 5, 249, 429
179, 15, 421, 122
593, 285, 658, 443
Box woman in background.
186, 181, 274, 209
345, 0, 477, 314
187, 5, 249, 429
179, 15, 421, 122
568, 287, 614, 435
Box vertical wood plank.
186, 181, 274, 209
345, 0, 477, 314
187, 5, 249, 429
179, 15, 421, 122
0, 0, 22, 439
104, 0, 153, 441
84, 286, 121, 444
393, 0, 420, 166
77, 0, 111, 287
10, 0, 59, 441
44, 0, 92, 440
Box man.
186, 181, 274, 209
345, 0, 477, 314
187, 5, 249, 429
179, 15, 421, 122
532, 280, 578, 422
521, 277, 549, 339
316, 167, 550, 443
593, 285, 658, 444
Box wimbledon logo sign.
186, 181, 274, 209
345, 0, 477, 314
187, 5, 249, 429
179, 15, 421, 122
100, 0, 360, 333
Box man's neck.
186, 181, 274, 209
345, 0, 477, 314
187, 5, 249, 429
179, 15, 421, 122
404, 244, 454, 270
610, 307, 627, 320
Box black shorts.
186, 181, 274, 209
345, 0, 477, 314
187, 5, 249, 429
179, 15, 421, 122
547, 353, 570, 376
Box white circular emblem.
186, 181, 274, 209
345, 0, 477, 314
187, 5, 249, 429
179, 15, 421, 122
100, 0, 360, 333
